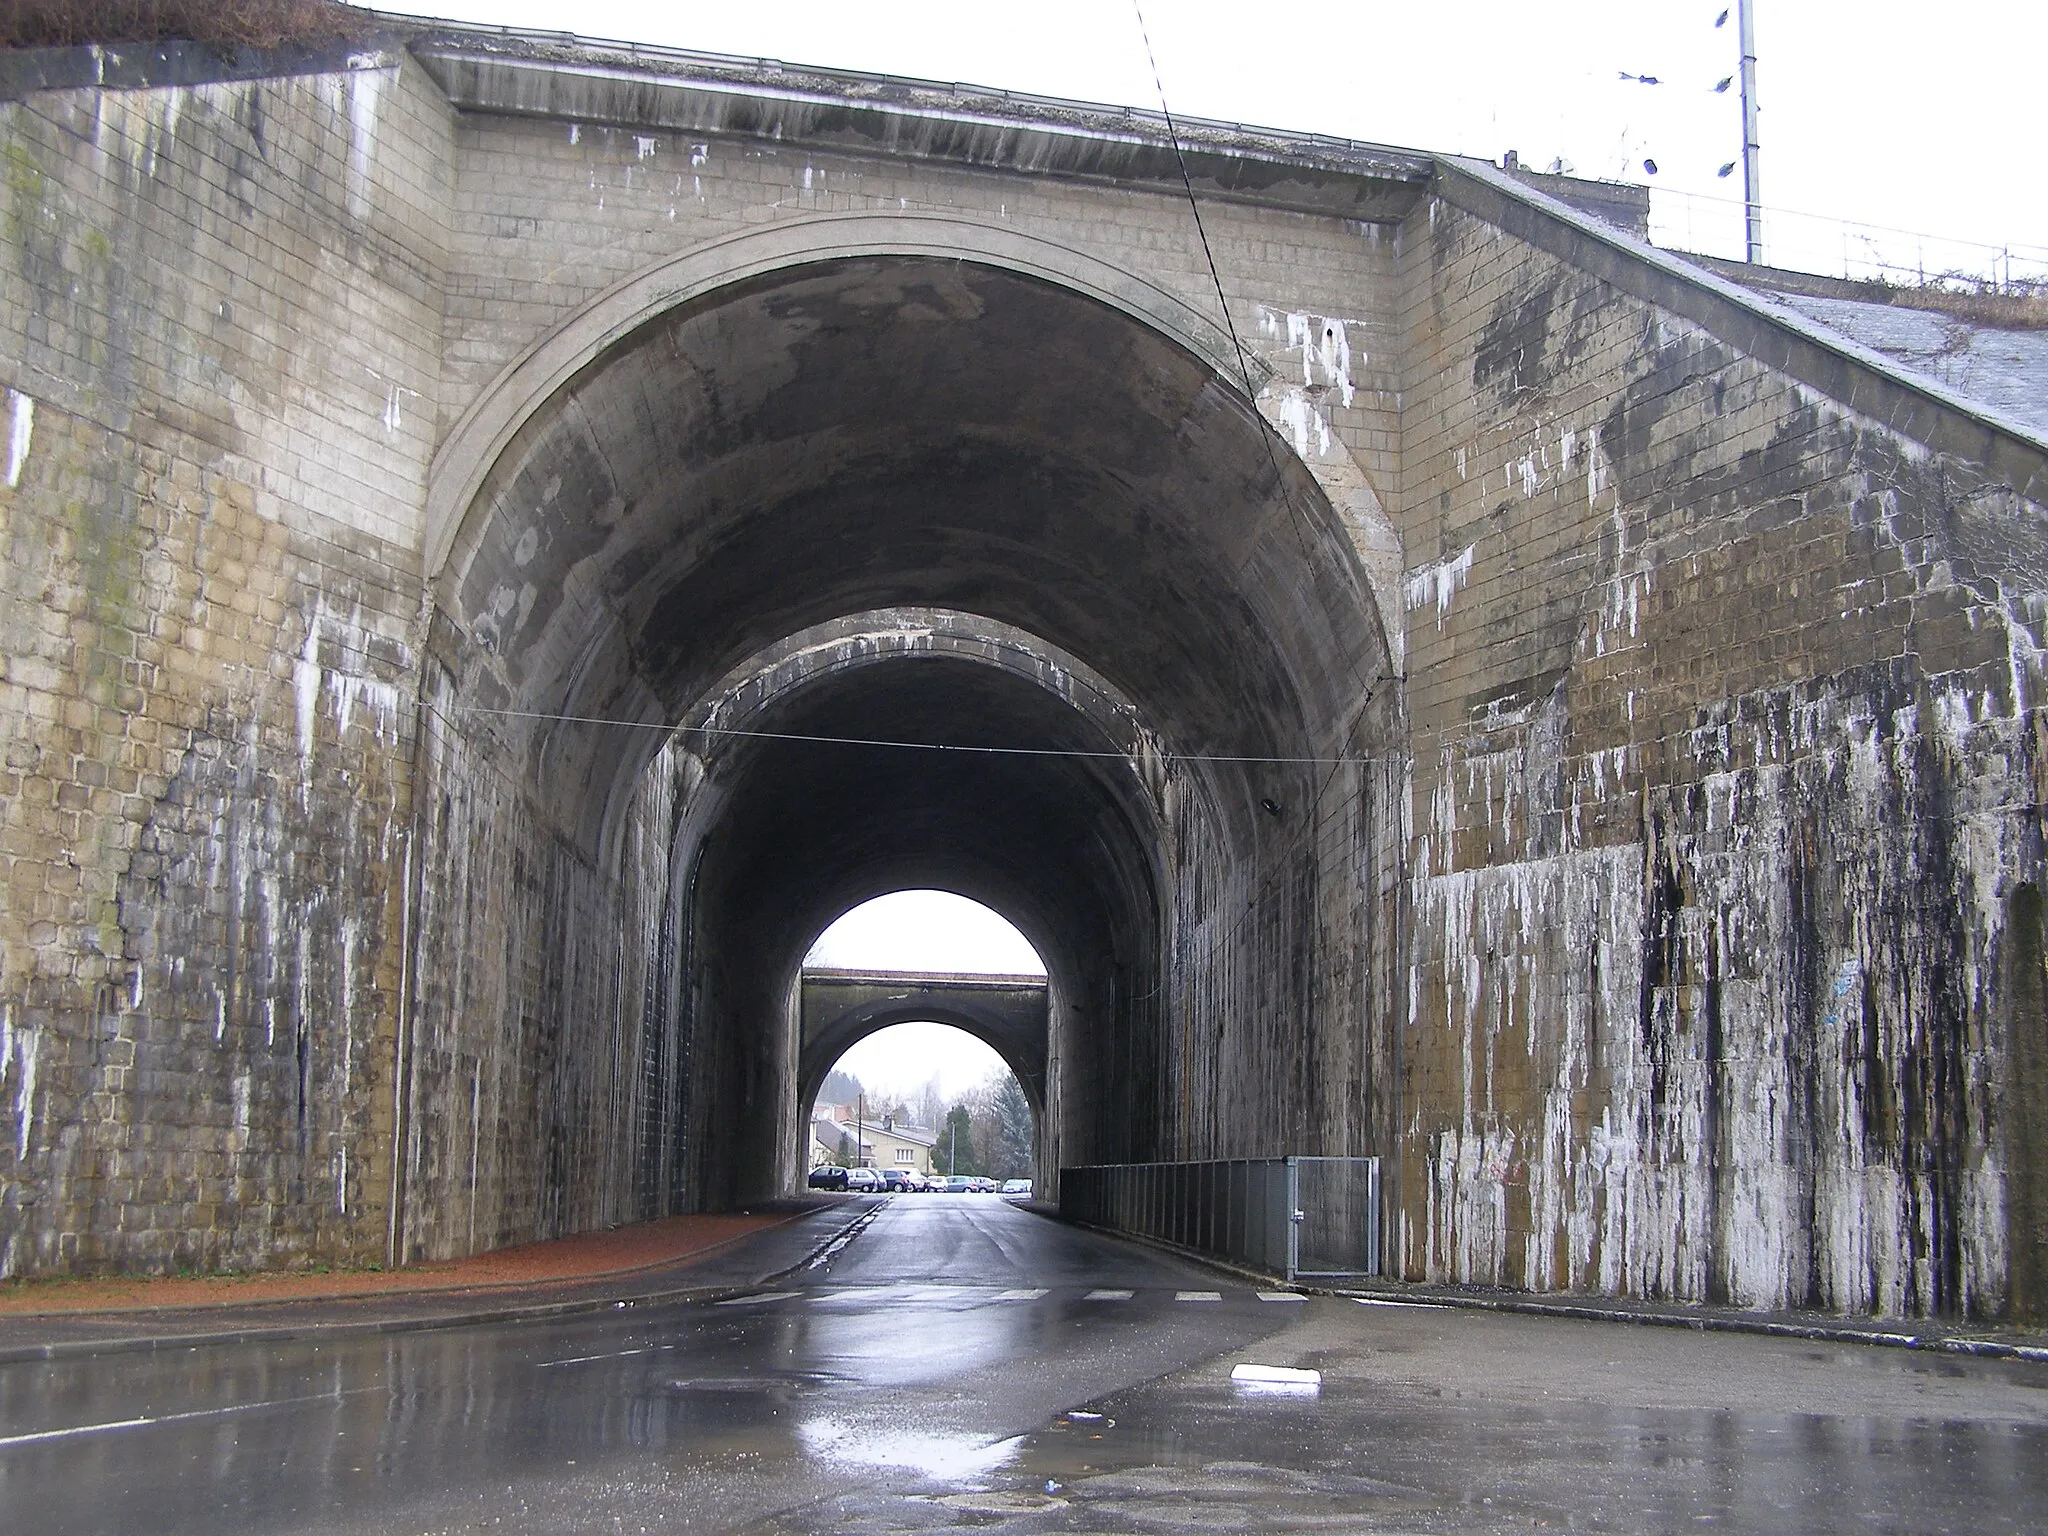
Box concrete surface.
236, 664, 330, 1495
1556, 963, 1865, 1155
2, 1200, 2043, 1534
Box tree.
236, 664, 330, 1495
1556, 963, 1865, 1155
916, 1076, 944, 1135
940, 1105, 979, 1176
989, 1075, 1034, 1179
819, 1068, 863, 1107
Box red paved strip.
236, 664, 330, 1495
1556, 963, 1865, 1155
0, 1213, 793, 1316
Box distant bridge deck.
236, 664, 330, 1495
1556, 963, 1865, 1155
798, 969, 1049, 1109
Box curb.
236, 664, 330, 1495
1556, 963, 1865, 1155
0, 1200, 880, 1366
1051, 1211, 2048, 1366
1324, 1284, 2048, 1365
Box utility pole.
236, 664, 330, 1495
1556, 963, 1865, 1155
1738, 0, 1762, 264
856, 1093, 865, 1170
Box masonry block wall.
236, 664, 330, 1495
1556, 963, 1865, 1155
0, 52, 449, 1273
1393, 184, 2048, 1317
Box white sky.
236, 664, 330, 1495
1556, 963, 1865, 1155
394, 0, 2048, 276
825, 1021, 1011, 1107
805, 890, 1046, 974
805, 892, 1042, 1099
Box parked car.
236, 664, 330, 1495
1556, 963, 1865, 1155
845, 1167, 884, 1193
1001, 1179, 1032, 1197
938, 1175, 974, 1193
807, 1165, 848, 1190
879, 1168, 922, 1192
968, 1176, 997, 1193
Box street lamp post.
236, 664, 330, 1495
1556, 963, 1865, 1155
1738, 0, 1762, 264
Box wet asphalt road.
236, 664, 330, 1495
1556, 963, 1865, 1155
4, 1196, 2046, 1533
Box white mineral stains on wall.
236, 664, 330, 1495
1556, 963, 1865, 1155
5, 390, 33, 487
294, 611, 323, 771
1414, 845, 1643, 1290
1259, 308, 1361, 407
1412, 630, 2044, 1312
1273, 387, 1331, 459
340, 59, 390, 221
1405, 545, 1475, 628
6, 1010, 39, 1164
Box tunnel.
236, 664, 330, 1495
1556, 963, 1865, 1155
411, 247, 1403, 1250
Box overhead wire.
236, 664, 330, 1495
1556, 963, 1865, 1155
1127, 0, 1388, 712
451, 702, 1370, 767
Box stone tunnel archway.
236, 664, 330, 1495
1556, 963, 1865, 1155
398, 234, 1406, 1259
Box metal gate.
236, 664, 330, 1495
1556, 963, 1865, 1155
1060, 1156, 1380, 1282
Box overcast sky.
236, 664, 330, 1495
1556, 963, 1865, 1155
394, 0, 2048, 278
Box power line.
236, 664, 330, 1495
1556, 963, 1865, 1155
1128, 0, 1384, 710
449, 702, 1377, 768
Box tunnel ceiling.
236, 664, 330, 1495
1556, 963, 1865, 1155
687, 651, 1163, 1014
442, 256, 1393, 841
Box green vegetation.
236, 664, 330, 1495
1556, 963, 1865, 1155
3, 0, 374, 50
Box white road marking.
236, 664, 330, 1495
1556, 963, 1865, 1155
0, 1388, 378, 1450
1256, 1291, 1307, 1302
537, 1345, 657, 1367
1175, 1290, 1222, 1302
1082, 1289, 1133, 1301
993, 1288, 1049, 1301
1232, 1363, 1321, 1385
1351, 1297, 1451, 1310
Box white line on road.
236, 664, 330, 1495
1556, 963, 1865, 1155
1232, 1363, 1321, 1385
1351, 1297, 1451, 1310
1083, 1289, 1134, 1301
1175, 1290, 1222, 1302
537, 1345, 658, 1367
1257, 1291, 1307, 1302
993, 1288, 1050, 1300
0, 1387, 380, 1451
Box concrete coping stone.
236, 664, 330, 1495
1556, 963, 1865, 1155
1436, 154, 2048, 502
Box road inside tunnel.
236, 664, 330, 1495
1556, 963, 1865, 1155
6, 1199, 2043, 1534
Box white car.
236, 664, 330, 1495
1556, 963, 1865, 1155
1000, 1179, 1032, 1197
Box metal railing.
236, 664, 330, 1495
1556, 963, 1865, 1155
1648, 185, 2048, 295
1060, 1156, 1380, 1282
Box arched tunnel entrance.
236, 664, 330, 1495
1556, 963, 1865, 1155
403, 241, 1404, 1257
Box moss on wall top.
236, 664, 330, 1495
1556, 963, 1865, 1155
2, 0, 374, 51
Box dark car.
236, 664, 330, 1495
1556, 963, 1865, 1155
879, 1168, 920, 1192
807, 1165, 849, 1190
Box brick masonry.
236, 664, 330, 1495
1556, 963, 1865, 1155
0, 33, 2042, 1320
